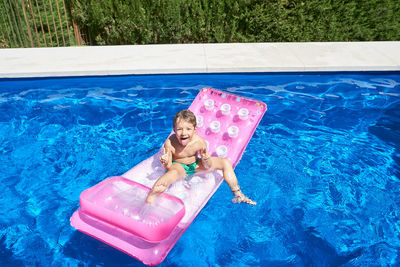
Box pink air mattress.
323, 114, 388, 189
70, 88, 267, 265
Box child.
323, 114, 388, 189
145, 109, 256, 205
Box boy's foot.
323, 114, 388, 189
231, 186, 257, 205
232, 194, 257, 205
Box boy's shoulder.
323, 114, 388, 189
166, 134, 177, 145
166, 134, 187, 150
193, 133, 204, 141
193, 133, 206, 146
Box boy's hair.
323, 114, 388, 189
173, 109, 197, 128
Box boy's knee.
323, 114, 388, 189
222, 158, 232, 167
212, 157, 232, 171
169, 168, 180, 176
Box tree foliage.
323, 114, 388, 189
1, 0, 400, 48
69, 0, 400, 45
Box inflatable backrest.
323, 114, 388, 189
79, 176, 185, 242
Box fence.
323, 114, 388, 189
0, 0, 84, 48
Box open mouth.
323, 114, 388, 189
179, 136, 190, 144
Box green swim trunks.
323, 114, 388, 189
172, 158, 199, 176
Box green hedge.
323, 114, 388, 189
2, 0, 399, 47
70, 0, 400, 45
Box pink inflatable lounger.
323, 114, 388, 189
70, 88, 267, 265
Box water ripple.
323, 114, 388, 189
0, 73, 399, 266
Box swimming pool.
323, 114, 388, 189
1, 72, 399, 266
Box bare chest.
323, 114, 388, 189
172, 143, 200, 162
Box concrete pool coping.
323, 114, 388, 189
0, 42, 399, 78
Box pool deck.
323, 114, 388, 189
0, 42, 399, 78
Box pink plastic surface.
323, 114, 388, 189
79, 176, 185, 242
70, 88, 267, 265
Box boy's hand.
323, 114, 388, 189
160, 147, 170, 169
200, 147, 210, 160
200, 148, 211, 168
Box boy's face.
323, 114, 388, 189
174, 118, 196, 146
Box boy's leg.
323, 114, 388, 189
197, 157, 256, 205
146, 164, 186, 203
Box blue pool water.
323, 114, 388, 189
1, 72, 400, 266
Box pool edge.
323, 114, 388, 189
0, 42, 399, 78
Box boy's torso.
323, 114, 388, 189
169, 134, 203, 165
